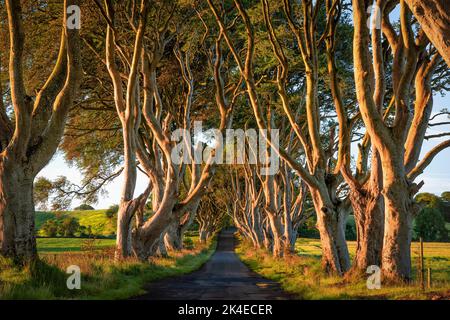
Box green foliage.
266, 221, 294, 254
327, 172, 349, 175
298, 215, 320, 239
413, 208, 448, 242
60, 217, 80, 237
183, 237, 194, 250
345, 215, 357, 241
415, 192, 442, 209
40, 220, 59, 237
39, 216, 81, 237
34, 177, 54, 211
441, 192, 450, 202
105, 204, 119, 219
413, 192, 450, 241
74, 204, 95, 211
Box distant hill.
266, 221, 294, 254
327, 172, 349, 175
35, 210, 116, 237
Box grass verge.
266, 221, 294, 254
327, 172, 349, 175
0, 237, 216, 300
236, 238, 450, 300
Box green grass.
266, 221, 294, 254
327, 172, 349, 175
37, 238, 116, 253
1, 237, 216, 300
237, 238, 450, 300
36, 210, 116, 237
295, 239, 450, 282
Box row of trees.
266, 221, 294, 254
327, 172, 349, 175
205, 0, 450, 281
0, 0, 449, 284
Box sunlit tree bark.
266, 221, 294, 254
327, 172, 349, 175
405, 0, 450, 67
352, 0, 450, 281
0, 0, 81, 263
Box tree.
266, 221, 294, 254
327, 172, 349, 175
405, 0, 450, 68
413, 208, 448, 241
59, 217, 80, 237
40, 220, 59, 237
74, 204, 95, 211
105, 205, 119, 219
0, 0, 82, 262
229, 160, 309, 257
34, 177, 54, 211
415, 192, 442, 209
440, 191, 450, 202
351, 0, 450, 281
196, 196, 226, 243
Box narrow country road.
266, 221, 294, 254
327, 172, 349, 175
133, 229, 292, 300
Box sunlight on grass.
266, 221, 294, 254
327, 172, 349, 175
1, 237, 216, 300
237, 237, 450, 300
37, 238, 116, 253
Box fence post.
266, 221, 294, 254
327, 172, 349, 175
427, 268, 432, 289
419, 237, 425, 291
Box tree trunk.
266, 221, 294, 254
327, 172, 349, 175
283, 207, 294, 255
199, 229, 208, 243
381, 177, 414, 281
157, 234, 168, 257
132, 195, 177, 261
311, 188, 350, 275
349, 190, 384, 273
164, 221, 183, 251
115, 123, 138, 259
0, 162, 37, 262
250, 207, 265, 249
347, 153, 385, 273
288, 229, 298, 253
267, 213, 284, 258
115, 202, 135, 259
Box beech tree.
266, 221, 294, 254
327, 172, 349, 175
0, 0, 81, 262
352, 0, 450, 281
405, 0, 450, 68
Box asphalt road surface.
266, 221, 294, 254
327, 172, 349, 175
133, 229, 291, 300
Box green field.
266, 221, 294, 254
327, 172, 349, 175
37, 238, 116, 253
35, 210, 116, 237
296, 239, 450, 282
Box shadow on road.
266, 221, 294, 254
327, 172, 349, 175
132, 228, 292, 300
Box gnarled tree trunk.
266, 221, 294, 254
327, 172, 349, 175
164, 219, 183, 251
0, 162, 36, 261
381, 174, 414, 281
349, 188, 384, 272
310, 188, 350, 275
267, 213, 284, 258
0, 0, 81, 263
